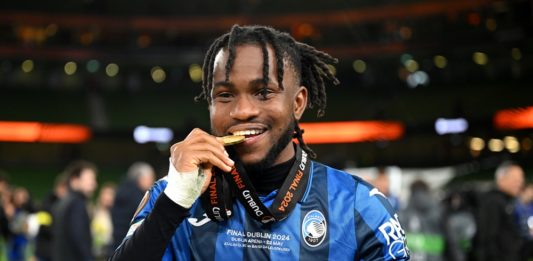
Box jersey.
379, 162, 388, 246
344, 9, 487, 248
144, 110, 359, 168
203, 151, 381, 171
120, 161, 409, 260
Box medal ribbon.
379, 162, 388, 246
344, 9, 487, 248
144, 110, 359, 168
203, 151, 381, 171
201, 145, 310, 224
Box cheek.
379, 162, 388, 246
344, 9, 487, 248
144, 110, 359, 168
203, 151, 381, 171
209, 106, 226, 134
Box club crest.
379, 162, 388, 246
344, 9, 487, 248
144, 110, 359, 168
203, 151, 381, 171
302, 210, 327, 247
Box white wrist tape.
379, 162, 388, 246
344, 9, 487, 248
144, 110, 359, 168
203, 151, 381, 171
163, 158, 207, 208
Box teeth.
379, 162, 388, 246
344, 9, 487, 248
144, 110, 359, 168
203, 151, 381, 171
233, 129, 264, 136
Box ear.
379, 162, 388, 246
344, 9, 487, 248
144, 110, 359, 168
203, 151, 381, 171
293, 86, 308, 120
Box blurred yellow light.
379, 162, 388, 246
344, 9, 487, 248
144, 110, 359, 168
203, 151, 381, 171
151, 66, 166, 83
405, 59, 419, 73
64, 61, 77, 75
21, 59, 34, 73
353, 59, 366, 74
188, 64, 202, 83
470, 137, 485, 151
511, 48, 522, 61
106, 63, 119, 77
433, 55, 447, 69
326, 64, 337, 76
488, 138, 504, 152
45, 24, 58, 36
504, 136, 520, 153
485, 18, 497, 31
473, 52, 488, 65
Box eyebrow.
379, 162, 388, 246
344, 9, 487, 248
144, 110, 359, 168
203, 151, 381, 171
213, 78, 271, 90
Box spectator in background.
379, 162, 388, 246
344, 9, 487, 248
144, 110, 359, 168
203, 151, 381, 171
0, 172, 11, 260
372, 167, 401, 212
515, 182, 533, 261
442, 189, 477, 261
35, 173, 68, 261
91, 182, 116, 260
400, 179, 444, 261
472, 161, 525, 261
111, 162, 155, 250
52, 160, 98, 261
7, 187, 35, 261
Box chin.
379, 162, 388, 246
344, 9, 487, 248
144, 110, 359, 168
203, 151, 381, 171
235, 151, 265, 166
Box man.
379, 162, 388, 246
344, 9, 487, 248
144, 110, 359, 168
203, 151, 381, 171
372, 167, 400, 212
110, 25, 409, 260
111, 162, 155, 250
52, 160, 98, 261
35, 173, 68, 261
473, 161, 525, 261
516, 183, 533, 260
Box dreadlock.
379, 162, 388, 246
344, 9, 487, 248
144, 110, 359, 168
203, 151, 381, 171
196, 25, 340, 158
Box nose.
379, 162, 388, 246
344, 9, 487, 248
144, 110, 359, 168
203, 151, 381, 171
230, 95, 260, 121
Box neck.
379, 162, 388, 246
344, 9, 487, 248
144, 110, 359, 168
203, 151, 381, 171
249, 155, 296, 195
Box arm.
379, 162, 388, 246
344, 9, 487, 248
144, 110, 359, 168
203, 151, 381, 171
108, 193, 189, 261
354, 182, 410, 261
109, 128, 234, 260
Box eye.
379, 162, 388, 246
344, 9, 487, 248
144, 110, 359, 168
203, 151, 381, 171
256, 88, 275, 100
213, 92, 233, 102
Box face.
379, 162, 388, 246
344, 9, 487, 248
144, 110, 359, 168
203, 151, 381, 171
98, 186, 115, 208
521, 185, 533, 203
209, 44, 307, 168
73, 168, 98, 198
499, 165, 524, 197
138, 171, 155, 191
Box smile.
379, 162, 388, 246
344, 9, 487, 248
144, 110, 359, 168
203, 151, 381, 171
231, 129, 265, 138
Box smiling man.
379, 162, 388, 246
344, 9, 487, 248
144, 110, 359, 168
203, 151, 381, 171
110, 25, 409, 261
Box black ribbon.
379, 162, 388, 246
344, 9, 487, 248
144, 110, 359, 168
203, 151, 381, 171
201, 145, 311, 224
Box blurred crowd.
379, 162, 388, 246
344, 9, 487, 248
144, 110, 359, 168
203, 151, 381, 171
366, 161, 533, 261
0, 161, 155, 261
0, 160, 532, 261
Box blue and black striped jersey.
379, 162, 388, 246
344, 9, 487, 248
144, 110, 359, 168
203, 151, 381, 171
115, 161, 409, 260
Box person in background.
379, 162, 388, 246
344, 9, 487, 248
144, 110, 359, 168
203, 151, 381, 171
110, 162, 155, 250
91, 182, 116, 260
515, 182, 533, 261
7, 187, 35, 261
472, 161, 525, 261
372, 167, 401, 212
400, 179, 444, 261
34, 173, 68, 261
442, 189, 477, 261
0, 172, 12, 261
52, 160, 98, 261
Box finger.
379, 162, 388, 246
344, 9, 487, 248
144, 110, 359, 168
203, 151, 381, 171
186, 131, 227, 152
186, 143, 233, 166
184, 150, 233, 173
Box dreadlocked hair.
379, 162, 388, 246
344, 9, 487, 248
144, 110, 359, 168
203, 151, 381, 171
196, 25, 340, 158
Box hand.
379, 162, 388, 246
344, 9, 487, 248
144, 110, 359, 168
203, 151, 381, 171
164, 128, 234, 208
171, 128, 234, 174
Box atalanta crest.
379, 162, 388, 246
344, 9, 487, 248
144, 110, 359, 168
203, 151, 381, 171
302, 210, 327, 247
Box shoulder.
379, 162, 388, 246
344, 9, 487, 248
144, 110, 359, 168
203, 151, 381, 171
130, 177, 169, 223
311, 161, 375, 196
149, 177, 169, 196
311, 161, 361, 184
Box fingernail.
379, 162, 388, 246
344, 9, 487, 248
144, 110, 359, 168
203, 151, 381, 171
224, 150, 229, 156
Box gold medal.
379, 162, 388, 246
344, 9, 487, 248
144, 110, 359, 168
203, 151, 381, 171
217, 135, 245, 146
